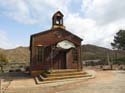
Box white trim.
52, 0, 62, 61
56, 40, 75, 49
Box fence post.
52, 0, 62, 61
0, 79, 2, 93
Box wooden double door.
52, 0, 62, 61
53, 50, 66, 69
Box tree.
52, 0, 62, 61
0, 53, 8, 72
0, 53, 8, 63
111, 30, 125, 50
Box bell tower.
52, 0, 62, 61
52, 11, 65, 29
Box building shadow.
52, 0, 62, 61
0, 72, 31, 81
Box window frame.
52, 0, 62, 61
37, 46, 44, 63
72, 48, 78, 63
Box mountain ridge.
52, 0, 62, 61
0, 45, 125, 63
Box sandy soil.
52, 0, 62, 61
2, 70, 125, 93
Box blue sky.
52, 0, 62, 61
0, 0, 125, 49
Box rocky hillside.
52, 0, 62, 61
0, 44, 125, 63
81, 44, 125, 60
0, 46, 30, 63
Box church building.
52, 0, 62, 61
30, 11, 83, 76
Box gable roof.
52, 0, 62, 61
52, 11, 64, 18
30, 28, 83, 50
31, 28, 83, 41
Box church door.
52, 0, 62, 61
53, 50, 66, 69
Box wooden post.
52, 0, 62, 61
76, 47, 79, 71
78, 47, 80, 71
107, 52, 112, 70
80, 46, 82, 70
0, 79, 3, 93
50, 46, 53, 72
78, 46, 82, 71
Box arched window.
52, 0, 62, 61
56, 16, 63, 25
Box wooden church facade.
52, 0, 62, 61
30, 11, 83, 76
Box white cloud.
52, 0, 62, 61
82, 0, 125, 25
65, 13, 125, 49
63, 0, 125, 49
0, 30, 15, 49
0, 0, 125, 49
0, 0, 37, 24
0, 0, 71, 24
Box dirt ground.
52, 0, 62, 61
1, 70, 125, 93
55, 70, 125, 93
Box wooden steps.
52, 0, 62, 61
50, 69, 78, 73
43, 74, 91, 81
48, 71, 87, 77
34, 69, 92, 84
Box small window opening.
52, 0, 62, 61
73, 48, 78, 63
37, 46, 44, 63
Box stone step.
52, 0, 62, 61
34, 70, 92, 84
34, 74, 92, 84
34, 77, 40, 84
34, 75, 44, 84
43, 74, 91, 81
49, 69, 79, 74
48, 71, 87, 77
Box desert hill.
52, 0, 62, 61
0, 46, 30, 63
0, 44, 125, 63
82, 44, 125, 60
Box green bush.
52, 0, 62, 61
112, 57, 125, 65
0, 53, 8, 63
